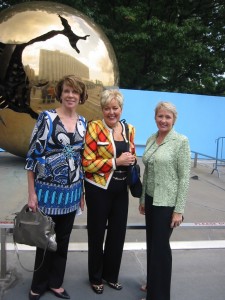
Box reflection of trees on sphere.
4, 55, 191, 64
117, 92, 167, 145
0, 1, 119, 157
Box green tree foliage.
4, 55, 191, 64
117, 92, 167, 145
1, 0, 225, 95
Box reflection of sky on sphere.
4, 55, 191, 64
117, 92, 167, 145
0, 5, 118, 85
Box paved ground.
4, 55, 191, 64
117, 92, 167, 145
0, 152, 225, 300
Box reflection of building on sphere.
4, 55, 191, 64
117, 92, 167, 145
0, 1, 119, 157
35, 48, 90, 104
39, 49, 89, 82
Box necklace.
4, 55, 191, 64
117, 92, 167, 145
113, 123, 123, 136
113, 122, 124, 141
112, 122, 119, 132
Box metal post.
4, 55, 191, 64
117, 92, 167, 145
211, 137, 222, 176
215, 138, 220, 172
194, 152, 198, 168
0, 228, 7, 279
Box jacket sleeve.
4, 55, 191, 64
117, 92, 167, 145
128, 124, 136, 156
82, 122, 116, 174
139, 166, 147, 205
24, 112, 50, 172
139, 136, 153, 205
174, 137, 191, 213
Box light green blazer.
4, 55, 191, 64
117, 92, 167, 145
140, 129, 191, 213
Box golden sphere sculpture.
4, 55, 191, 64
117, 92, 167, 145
0, 1, 119, 157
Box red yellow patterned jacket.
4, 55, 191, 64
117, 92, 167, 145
82, 119, 136, 189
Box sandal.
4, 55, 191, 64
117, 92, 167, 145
91, 284, 104, 294
107, 281, 123, 290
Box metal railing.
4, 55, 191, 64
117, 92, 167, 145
1, 221, 225, 280
210, 137, 225, 176
191, 150, 225, 174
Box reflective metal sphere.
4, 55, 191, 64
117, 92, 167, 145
0, 1, 119, 157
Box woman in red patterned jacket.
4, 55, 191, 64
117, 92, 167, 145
82, 89, 136, 295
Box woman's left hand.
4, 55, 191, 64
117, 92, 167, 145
139, 204, 145, 215
80, 194, 85, 211
170, 212, 183, 228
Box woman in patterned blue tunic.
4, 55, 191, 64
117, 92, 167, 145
25, 75, 87, 300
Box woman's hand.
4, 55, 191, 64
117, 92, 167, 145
80, 194, 85, 211
170, 212, 183, 228
28, 193, 38, 212
139, 204, 145, 215
27, 171, 38, 212
116, 152, 135, 166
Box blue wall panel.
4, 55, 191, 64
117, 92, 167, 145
121, 89, 225, 157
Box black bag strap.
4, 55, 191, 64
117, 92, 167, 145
123, 120, 130, 152
123, 121, 138, 167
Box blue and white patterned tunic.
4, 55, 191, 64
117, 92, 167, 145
25, 109, 87, 215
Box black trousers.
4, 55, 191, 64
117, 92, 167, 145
85, 179, 129, 285
145, 194, 174, 300
31, 211, 76, 294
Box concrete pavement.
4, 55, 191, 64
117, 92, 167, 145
0, 152, 225, 300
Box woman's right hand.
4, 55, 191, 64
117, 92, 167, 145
28, 193, 38, 212
116, 152, 135, 166
27, 171, 38, 212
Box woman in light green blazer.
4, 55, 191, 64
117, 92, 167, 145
139, 101, 191, 300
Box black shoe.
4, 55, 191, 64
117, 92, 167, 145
29, 291, 41, 300
107, 282, 123, 290
140, 284, 147, 292
49, 289, 70, 299
91, 284, 104, 294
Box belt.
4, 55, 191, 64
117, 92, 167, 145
112, 176, 127, 181
112, 170, 127, 181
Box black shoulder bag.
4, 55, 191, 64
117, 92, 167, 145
124, 123, 142, 198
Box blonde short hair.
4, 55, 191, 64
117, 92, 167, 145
100, 89, 124, 109
155, 101, 177, 123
